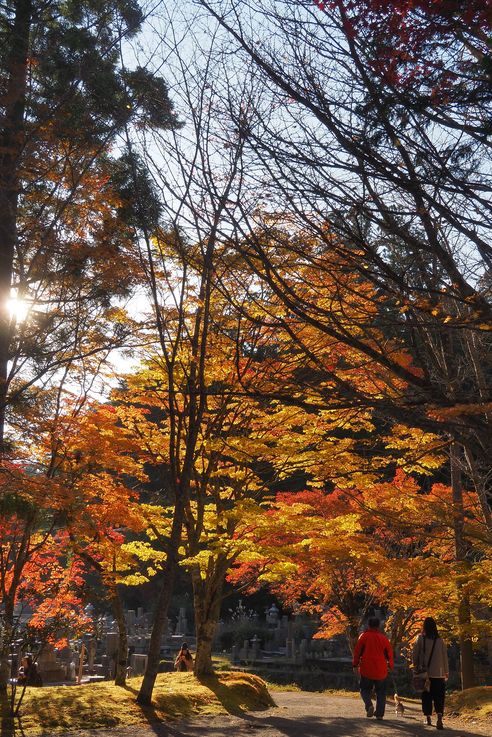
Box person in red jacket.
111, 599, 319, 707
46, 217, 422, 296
352, 617, 394, 719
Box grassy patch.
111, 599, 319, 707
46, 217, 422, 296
1, 672, 274, 736
262, 681, 302, 692
264, 682, 359, 697
321, 688, 358, 698
446, 686, 492, 721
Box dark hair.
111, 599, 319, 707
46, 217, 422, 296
181, 642, 188, 649
423, 617, 439, 639
368, 617, 380, 629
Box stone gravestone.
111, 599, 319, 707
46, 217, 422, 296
37, 645, 66, 683
130, 653, 148, 676
100, 654, 111, 679
175, 607, 188, 636
240, 639, 249, 661
106, 632, 119, 658
250, 634, 260, 661
58, 644, 73, 677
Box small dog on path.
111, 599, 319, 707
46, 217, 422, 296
394, 693, 405, 716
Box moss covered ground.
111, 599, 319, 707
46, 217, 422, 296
0, 671, 274, 736
446, 685, 492, 721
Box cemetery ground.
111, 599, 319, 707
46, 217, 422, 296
0, 676, 490, 737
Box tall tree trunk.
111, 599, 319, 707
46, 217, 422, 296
192, 556, 228, 677
0, 0, 32, 450
450, 442, 475, 689
463, 444, 492, 534
110, 585, 128, 687
0, 597, 15, 691
137, 498, 184, 705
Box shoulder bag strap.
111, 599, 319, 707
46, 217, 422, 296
426, 637, 437, 670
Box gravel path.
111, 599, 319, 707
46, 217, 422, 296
56, 691, 491, 737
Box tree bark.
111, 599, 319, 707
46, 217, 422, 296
0, 0, 32, 450
191, 556, 228, 677
137, 497, 184, 705
110, 585, 128, 687
450, 442, 475, 689
0, 596, 15, 691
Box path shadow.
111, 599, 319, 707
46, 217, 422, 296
241, 710, 492, 737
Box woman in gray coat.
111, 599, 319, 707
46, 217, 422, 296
412, 617, 449, 729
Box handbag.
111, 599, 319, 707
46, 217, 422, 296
412, 673, 430, 691
412, 637, 437, 692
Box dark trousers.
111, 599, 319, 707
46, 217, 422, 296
421, 678, 446, 716
360, 676, 387, 718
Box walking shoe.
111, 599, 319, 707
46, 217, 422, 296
436, 714, 444, 730
366, 704, 374, 717
424, 716, 432, 726
376, 716, 384, 720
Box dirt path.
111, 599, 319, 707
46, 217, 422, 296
56, 691, 490, 737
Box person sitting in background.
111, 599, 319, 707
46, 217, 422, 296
174, 643, 193, 672
17, 655, 43, 686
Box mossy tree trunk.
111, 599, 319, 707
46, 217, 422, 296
110, 584, 128, 687
191, 554, 229, 677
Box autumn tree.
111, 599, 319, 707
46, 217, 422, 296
31, 398, 151, 686
0, 3, 179, 691
192, 0, 492, 543
230, 470, 491, 667
114, 286, 315, 676
209, 224, 489, 687
113, 26, 259, 697
0, 0, 179, 453
0, 462, 90, 688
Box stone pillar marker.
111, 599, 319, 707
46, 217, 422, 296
175, 607, 188, 636
77, 642, 86, 684
251, 634, 260, 661
87, 639, 96, 673
267, 603, 279, 625
286, 639, 293, 658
